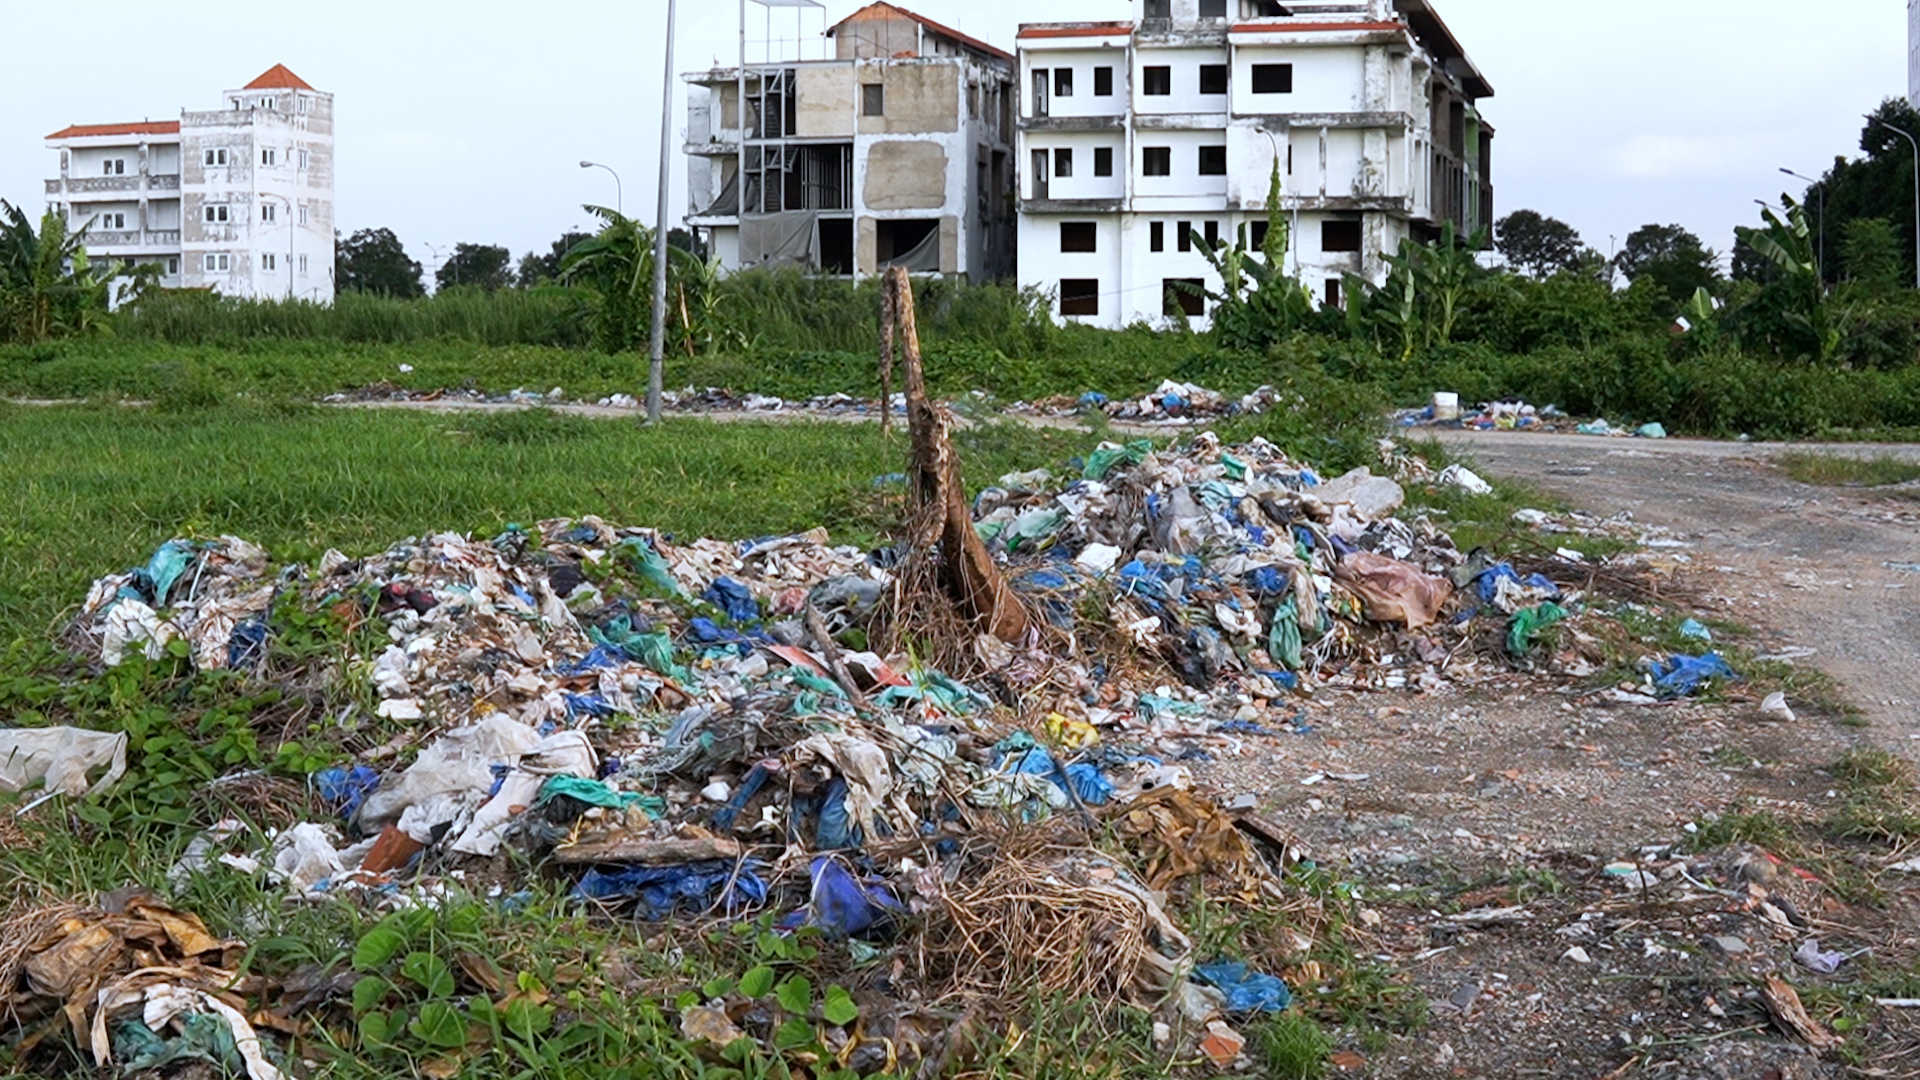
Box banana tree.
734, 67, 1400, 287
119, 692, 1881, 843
558, 205, 705, 355
1, 199, 122, 344
1732, 196, 1835, 362
1184, 162, 1318, 352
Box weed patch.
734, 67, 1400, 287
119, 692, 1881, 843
1776, 451, 1920, 489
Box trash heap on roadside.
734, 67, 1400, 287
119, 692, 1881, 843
30, 425, 1632, 1074
1396, 393, 1669, 439
1008, 380, 1277, 426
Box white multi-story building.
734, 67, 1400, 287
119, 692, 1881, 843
1910, 0, 1919, 109
44, 65, 336, 302
685, 1, 1017, 279
1016, 0, 1493, 328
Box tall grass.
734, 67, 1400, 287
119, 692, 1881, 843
117, 287, 593, 347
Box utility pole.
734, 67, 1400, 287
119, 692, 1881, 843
647, 0, 679, 423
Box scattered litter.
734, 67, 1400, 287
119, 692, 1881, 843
1759, 692, 1796, 723
1794, 939, 1846, 974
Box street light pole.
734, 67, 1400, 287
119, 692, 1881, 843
1868, 116, 1920, 290
579, 160, 623, 215
1779, 167, 1824, 283
646, 0, 679, 423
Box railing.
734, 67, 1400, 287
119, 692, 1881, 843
78, 230, 180, 248
149, 174, 179, 191
62, 176, 143, 194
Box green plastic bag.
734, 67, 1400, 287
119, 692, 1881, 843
536, 776, 665, 818
617, 537, 687, 597
1268, 596, 1304, 671
1083, 439, 1155, 481
1508, 602, 1566, 656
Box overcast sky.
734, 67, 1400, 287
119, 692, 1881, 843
0, 0, 1904, 274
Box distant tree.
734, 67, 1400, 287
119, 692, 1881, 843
1494, 210, 1589, 278
1613, 223, 1720, 309
667, 228, 708, 262
516, 231, 593, 289
1841, 216, 1903, 292
1805, 97, 1920, 286
336, 227, 424, 298
435, 243, 513, 292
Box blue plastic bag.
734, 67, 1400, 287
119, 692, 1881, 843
572, 859, 766, 918
1194, 960, 1293, 1013
315, 766, 379, 821
702, 577, 760, 624
805, 856, 904, 938
1652, 652, 1737, 698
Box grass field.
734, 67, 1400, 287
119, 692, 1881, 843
0, 401, 1106, 646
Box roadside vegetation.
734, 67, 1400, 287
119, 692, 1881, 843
1776, 451, 1920, 489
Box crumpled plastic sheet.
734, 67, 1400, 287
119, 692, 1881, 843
0, 726, 128, 800
1332, 551, 1452, 629
572, 859, 767, 918
1193, 960, 1293, 1013
314, 765, 380, 820
1652, 652, 1738, 698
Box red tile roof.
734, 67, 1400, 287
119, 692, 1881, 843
45, 120, 181, 141
244, 64, 314, 90
829, 3, 1012, 62
1017, 22, 1135, 40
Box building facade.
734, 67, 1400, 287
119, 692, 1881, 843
1016, 0, 1492, 328
685, 2, 1016, 280
44, 65, 336, 302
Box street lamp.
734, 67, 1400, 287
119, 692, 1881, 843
422, 241, 451, 293
645, 0, 680, 423
579, 160, 623, 216
1779, 167, 1824, 283
1867, 115, 1920, 290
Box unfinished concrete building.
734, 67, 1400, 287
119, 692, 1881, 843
685, 1, 1016, 279
44, 65, 336, 302
1016, 0, 1493, 328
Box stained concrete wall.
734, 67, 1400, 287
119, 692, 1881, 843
796, 66, 855, 137
857, 62, 959, 136
862, 140, 949, 209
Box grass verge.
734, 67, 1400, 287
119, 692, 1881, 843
1775, 451, 1920, 490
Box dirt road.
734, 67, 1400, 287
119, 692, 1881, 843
1437, 430, 1920, 742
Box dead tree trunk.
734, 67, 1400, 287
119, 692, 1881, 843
884, 267, 1029, 644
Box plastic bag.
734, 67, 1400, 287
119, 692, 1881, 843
1507, 602, 1567, 656
1651, 652, 1737, 698
1193, 960, 1293, 1013
0, 727, 127, 799
1333, 552, 1452, 628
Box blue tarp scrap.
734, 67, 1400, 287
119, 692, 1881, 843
1193, 960, 1293, 1013
1651, 652, 1738, 698
571, 859, 767, 918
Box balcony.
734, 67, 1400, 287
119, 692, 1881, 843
80, 230, 180, 250
61, 176, 143, 194
149, 174, 180, 191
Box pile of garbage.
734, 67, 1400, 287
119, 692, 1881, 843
1008, 380, 1276, 426
1397, 395, 1669, 439
17, 429, 1619, 1073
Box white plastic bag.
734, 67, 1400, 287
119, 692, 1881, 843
0, 727, 128, 800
